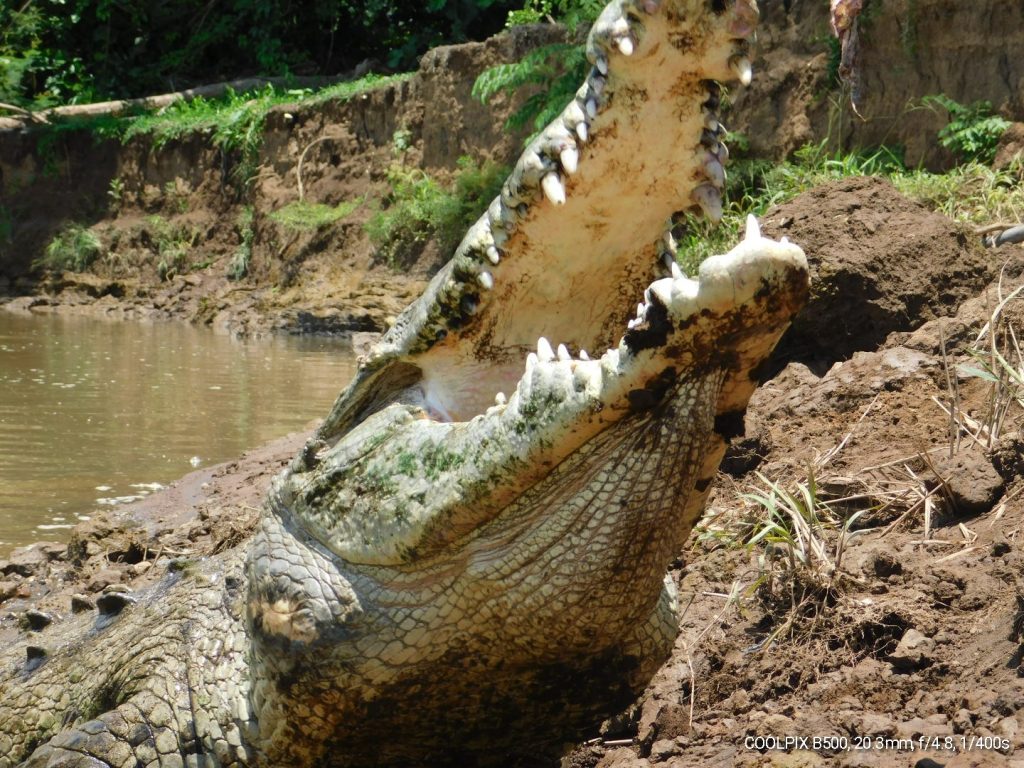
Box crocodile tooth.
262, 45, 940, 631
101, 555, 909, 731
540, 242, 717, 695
564, 100, 586, 127
595, 55, 608, 75
585, 99, 597, 119
670, 261, 683, 280
525, 351, 538, 376
542, 173, 566, 205
611, 18, 629, 35
486, 245, 501, 265
590, 75, 606, 97
604, 348, 621, 371
576, 122, 589, 143
617, 36, 634, 56
556, 343, 571, 362
495, 392, 506, 406
781, 236, 790, 244
560, 145, 579, 175
579, 350, 590, 361
478, 271, 494, 291
627, 318, 639, 330
745, 214, 761, 241
729, 56, 753, 86
692, 184, 723, 222
703, 110, 720, 132
636, 302, 646, 319
728, 0, 760, 38
537, 337, 555, 362
716, 141, 730, 162
704, 153, 726, 186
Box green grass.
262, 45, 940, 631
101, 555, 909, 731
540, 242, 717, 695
30, 74, 412, 187
269, 199, 361, 233
35, 223, 102, 272
229, 206, 255, 281
145, 215, 198, 281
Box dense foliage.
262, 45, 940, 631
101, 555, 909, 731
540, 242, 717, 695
0, 0, 519, 107
473, 0, 603, 138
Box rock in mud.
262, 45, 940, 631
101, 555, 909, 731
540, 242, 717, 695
928, 449, 1005, 518
888, 628, 935, 671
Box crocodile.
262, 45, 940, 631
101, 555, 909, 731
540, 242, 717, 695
0, 1, 809, 766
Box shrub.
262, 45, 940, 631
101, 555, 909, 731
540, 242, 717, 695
922, 94, 1011, 164
36, 224, 102, 272
367, 156, 508, 266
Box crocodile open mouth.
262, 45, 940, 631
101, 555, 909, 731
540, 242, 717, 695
315, 0, 765, 436
266, 0, 810, 569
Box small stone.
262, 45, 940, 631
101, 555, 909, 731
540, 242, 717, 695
857, 713, 896, 737
22, 610, 53, 631
70, 594, 95, 613
929, 449, 1005, 518
25, 645, 47, 671
87, 568, 123, 593
952, 708, 973, 732
97, 591, 136, 616
996, 716, 1019, 742
649, 738, 680, 760
895, 715, 947, 742
868, 551, 903, 578
0, 580, 18, 603
3, 546, 46, 577
889, 629, 935, 671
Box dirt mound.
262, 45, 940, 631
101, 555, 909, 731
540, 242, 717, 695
762, 176, 994, 372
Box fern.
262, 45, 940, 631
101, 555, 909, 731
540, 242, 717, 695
473, 42, 588, 139
473, 0, 601, 142
922, 94, 1011, 164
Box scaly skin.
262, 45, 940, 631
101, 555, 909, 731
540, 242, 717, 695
0, 1, 809, 766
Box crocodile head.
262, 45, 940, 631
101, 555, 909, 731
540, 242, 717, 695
246, 0, 808, 764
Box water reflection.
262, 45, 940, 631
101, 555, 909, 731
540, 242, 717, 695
0, 313, 358, 554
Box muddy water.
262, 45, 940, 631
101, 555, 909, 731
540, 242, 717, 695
0, 313, 359, 554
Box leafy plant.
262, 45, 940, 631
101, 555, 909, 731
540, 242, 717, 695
367, 156, 508, 266
474, 0, 603, 140
922, 94, 1011, 164
36, 224, 102, 272
145, 215, 197, 280
0, 1, 515, 109
229, 206, 255, 281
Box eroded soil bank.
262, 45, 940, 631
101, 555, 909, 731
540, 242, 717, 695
3, 177, 1024, 767
2, 0, 1023, 338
